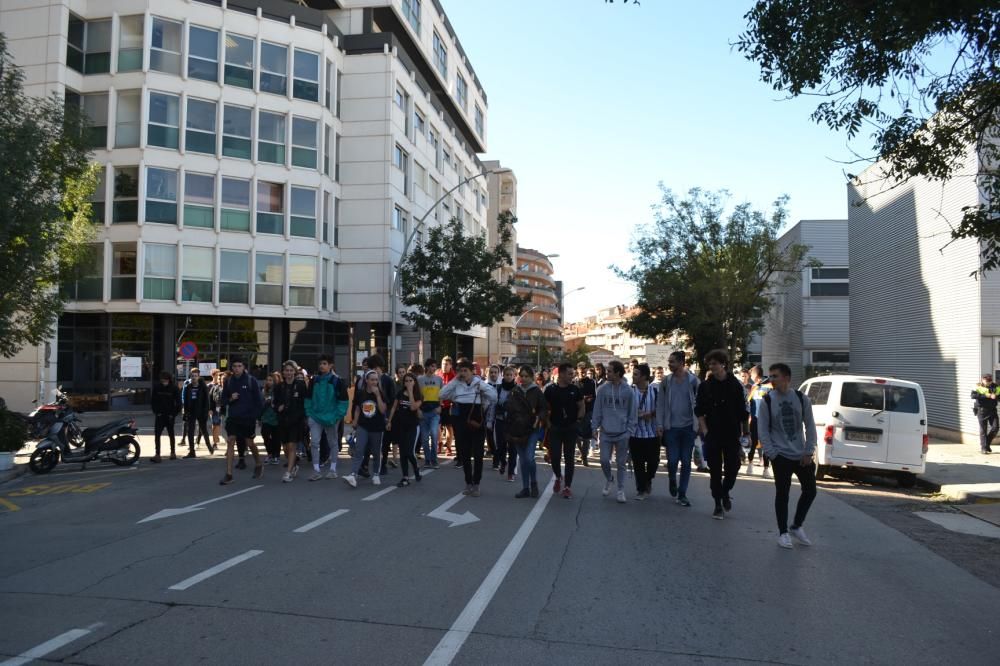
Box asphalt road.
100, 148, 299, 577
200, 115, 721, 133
1, 453, 998, 666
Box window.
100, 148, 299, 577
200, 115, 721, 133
256, 181, 284, 234
219, 250, 249, 303
392, 205, 407, 232
115, 90, 140, 148
67, 16, 110, 74
66, 16, 84, 73
323, 191, 331, 243
290, 187, 316, 238
456, 73, 467, 110
222, 104, 252, 159
81, 93, 108, 149
414, 161, 427, 193
255, 252, 283, 305
143, 243, 176, 300
185, 98, 217, 154
393, 144, 409, 195
184, 172, 215, 228
293, 49, 319, 102
90, 166, 106, 224
221, 177, 250, 232
432, 31, 447, 79
111, 244, 136, 300
394, 86, 406, 110
150, 17, 182, 75
291, 117, 317, 169
117, 16, 143, 72
333, 196, 340, 246
259, 42, 288, 95
811, 351, 849, 364
840, 382, 885, 411
323, 125, 331, 176
810, 267, 849, 297
335, 69, 342, 117
402, 0, 421, 33
414, 108, 426, 136
147, 92, 179, 149
335, 134, 341, 181
182, 246, 213, 302
145, 167, 177, 224
187, 26, 219, 82
429, 177, 440, 219
257, 111, 286, 164
113, 166, 139, 224
474, 105, 484, 137
887, 386, 920, 414
333, 261, 339, 309
66, 244, 103, 301
429, 129, 440, 170
324, 60, 333, 110
289, 255, 316, 307
224, 33, 254, 88
322, 258, 329, 310
442, 145, 451, 170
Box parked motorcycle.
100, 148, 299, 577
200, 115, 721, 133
29, 411, 139, 474
20, 388, 72, 439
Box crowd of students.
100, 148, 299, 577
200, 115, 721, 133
150, 347, 820, 548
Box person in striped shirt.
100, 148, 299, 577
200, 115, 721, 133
630, 363, 660, 500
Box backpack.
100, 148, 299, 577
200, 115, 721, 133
763, 390, 805, 433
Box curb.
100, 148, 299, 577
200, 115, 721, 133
0, 463, 29, 486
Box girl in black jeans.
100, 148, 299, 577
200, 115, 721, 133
387, 372, 423, 486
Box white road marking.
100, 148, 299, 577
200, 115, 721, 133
168, 550, 263, 591
362, 468, 434, 502
0, 623, 103, 666
426, 493, 480, 527
424, 476, 556, 665
137, 485, 263, 523
293, 509, 349, 533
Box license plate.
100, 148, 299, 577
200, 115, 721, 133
846, 430, 879, 443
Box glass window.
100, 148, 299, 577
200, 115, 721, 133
111, 243, 136, 300
414, 108, 426, 136
224, 33, 254, 89
810, 266, 849, 297
432, 31, 447, 79
222, 104, 252, 159
150, 17, 182, 75
402, 0, 421, 33
805, 382, 831, 406
811, 282, 849, 297
429, 129, 440, 170
289, 255, 315, 307
89, 166, 106, 224
259, 42, 287, 95
117, 15, 144, 72
67, 15, 85, 73
68, 244, 103, 301
392, 205, 406, 232
182, 246, 213, 302
187, 26, 219, 82
185, 98, 217, 154
219, 250, 249, 303
393, 144, 407, 170
184, 172, 215, 228
887, 386, 920, 414
256, 181, 284, 235
291, 116, 317, 169
257, 111, 286, 164
812, 268, 850, 280
293, 49, 319, 102
840, 382, 885, 411
325, 61, 336, 111
81, 93, 108, 149
221, 177, 250, 232
322, 258, 329, 310
290, 187, 315, 238
113, 166, 139, 224
147, 92, 179, 149
811, 351, 850, 364
115, 90, 140, 148
414, 162, 427, 193
255, 252, 283, 305
456, 73, 467, 110
84, 19, 111, 74
145, 167, 177, 224
143, 243, 176, 300
333, 196, 340, 246
395, 86, 407, 110
323, 125, 331, 176
323, 191, 331, 243
475, 105, 484, 137
335, 70, 342, 117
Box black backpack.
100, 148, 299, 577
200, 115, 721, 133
763, 390, 805, 433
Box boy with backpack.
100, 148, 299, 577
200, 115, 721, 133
305, 354, 349, 480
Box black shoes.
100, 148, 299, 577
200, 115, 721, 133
220, 474, 234, 485
184, 451, 196, 459
515, 488, 531, 499
677, 495, 691, 507
722, 495, 733, 512
712, 505, 724, 520
668, 477, 678, 497
236, 458, 247, 469
530, 482, 539, 498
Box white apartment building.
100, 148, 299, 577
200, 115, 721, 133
568, 305, 656, 363
0, 0, 491, 411
760, 219, 849, 381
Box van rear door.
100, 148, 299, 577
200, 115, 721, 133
833, 381, 889, 463
885, 383, 924, 466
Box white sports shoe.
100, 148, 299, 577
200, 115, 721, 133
282, 472, 292, 483
763, 468, 772, 479
616, 490, 626, 503
344, 473, 357, 488
789, 526, 813, 546
325, 469, 338, 479
308, 472, 323, 482
746, 463, 755, 475
603, 480, 614, 497
372, 474, 381, 486
777, 533, 794, 549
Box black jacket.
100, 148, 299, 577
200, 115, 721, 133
183, 378, 210, 419
695, 373, 748, 440
273, 378, 308, 425
151, 381, 181, 417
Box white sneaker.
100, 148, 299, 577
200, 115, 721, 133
789, 526, 812, 546
603, 480, 613, 497
308, 472, 323, 482
372, 474, 381, 486
763, 468, 772, 479
325, 469, 338, 479
292, 464, 300, 478
616, 490, 626, 503
344, 473, 357, 488
777, 533, 794, 549
746, 463, 755, 475
282, 472, 292, 483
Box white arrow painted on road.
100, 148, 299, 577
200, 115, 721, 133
427, 492, 479, 528
136, 485, 263, 523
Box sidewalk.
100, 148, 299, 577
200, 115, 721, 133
920, 439, 1000, 503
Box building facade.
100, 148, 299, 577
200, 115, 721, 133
563, 305, 658, 363
0, 0, 491, 411
760, 219, 850, 382
513, 247, 561, 363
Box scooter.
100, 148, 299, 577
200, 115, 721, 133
29, 411, 139, 474
20, 388, 72, 439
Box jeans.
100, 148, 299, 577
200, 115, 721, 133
665, 428, 696, 497
629, 436, 659, 494
548, 425, 577, 487
600, 435, 630, 491
351, 428, 384, 476
514, 429, 541, 490
420, 411, 440, 465
309, 417, 340, 472
703, 432, 741, 501
978, 412, 998, 451
454, 419, 485, 485
771, 454, 817, 533
397, 425, 420, 477
154, 414, 176, 456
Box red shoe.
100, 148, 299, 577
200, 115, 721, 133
553, 478, 561, 494
561, 486, 572, 499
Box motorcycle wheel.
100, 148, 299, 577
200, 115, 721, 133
29, 448, 58, 474
109, 438, 140, 466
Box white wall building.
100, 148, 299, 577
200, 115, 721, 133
0, 0, 491, 411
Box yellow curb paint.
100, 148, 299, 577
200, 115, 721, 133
0, 496, 21, 512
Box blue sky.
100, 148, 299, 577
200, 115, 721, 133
442, 0, 871, 323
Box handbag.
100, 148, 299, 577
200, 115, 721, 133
466, 388, 484, 429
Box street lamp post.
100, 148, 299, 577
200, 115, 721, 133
389, 168, 511, 369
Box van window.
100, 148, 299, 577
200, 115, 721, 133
887, 386, 920, 413
840, 382, 885, 410
806, 381, 831, 406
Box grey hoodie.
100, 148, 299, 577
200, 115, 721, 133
758, 388, 817, 460
591, 380, 637, 440
655, 370, 700, 433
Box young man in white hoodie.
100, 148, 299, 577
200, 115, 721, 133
592, 360, 637, 503
439, 358, 497, 497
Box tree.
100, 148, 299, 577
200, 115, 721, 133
399, 211, 528, 359
562, 342, 596, 368
617, 187, 813, 366
736, 1, 1000, 269
0, 34, 96, 358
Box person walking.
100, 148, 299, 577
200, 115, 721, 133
437, 356, 456, 459
746, 365, 773, 477
344, 370, 388, 488
492, 366, 517, 478
486, 365, 501, 465
972, 373, 999, 454
209, 369, 225, 452
150, 371, 181, 463
655, 351, 700, 508
439, 358, 497, 497
629, 363, 660, 500
303, 354, 349, 480
574, 362, 597, 466
758, 363, 818, 549
506, 365, 547, 498
545, 362, 585, 499
273, 361, 310, 482
182, 368, 213, 458
592, 360, 637, 504
219, 358, 264, 485
695, 349, 750, 520
387, 372, 423, 487
260, 373, 281, 465
418, 360, 443, 469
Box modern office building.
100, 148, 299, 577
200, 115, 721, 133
0, 0, 490, 411
513, 247, 562, 363
563, 305, 658, 363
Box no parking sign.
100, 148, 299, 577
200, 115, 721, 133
178, 341, 199, 360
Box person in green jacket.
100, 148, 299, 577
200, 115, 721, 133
305, 354, 349, 479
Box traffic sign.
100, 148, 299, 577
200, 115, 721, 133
178, 341, 199, 360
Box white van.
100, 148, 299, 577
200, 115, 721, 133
797, 375, 928, 487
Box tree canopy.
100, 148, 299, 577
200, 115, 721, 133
618, 187, 813, 366
399, 211, 528, 359
737, 0, 1000, 269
